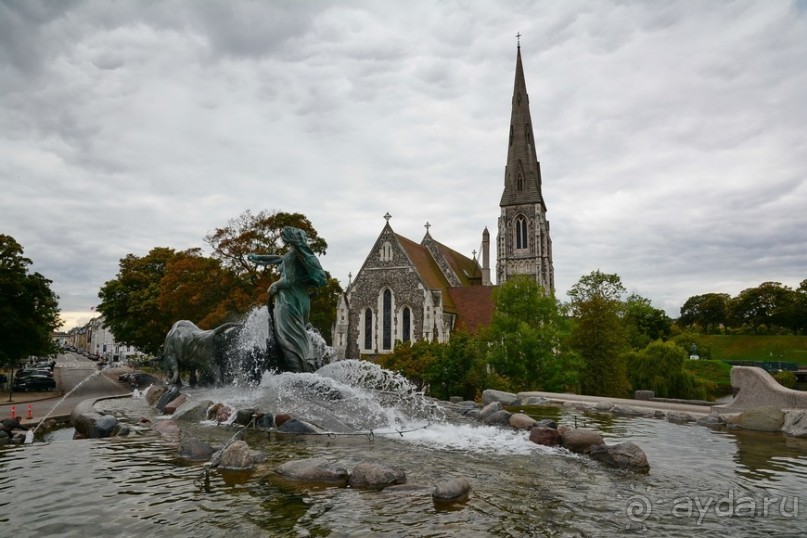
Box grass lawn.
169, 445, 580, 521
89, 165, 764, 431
697, 335, 807, 364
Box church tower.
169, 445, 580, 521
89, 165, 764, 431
496, 41, 555, 292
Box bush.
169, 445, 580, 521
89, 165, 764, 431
773, 370, 797, 389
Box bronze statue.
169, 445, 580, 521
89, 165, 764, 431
248, 226, 327, 372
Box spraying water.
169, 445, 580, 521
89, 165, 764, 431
25, 369, 104, 442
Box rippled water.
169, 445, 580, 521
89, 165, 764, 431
3, 401, 806, 537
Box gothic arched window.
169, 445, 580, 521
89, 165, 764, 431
517, 173, 524, 191
515, 216, 528, 250
382, 289, 392, 350
402, 307, 411, 343
364, 308, 373, 350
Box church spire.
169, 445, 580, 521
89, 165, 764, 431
500, 42, 545, 210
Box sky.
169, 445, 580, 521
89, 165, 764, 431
2, 0, 806, 331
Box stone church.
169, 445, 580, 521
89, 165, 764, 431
332, 43, 554, 360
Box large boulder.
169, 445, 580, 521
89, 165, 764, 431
483, 410, 512, 426
432, 477, 472, 503
172, 399, 214, 422
529, 426, 562, 447
482, 389, 519, 406
739, 406, 784, 432
478, 401, 502, 421
589, 442, 650, 473
212, 440, 258, 470
274, 457, 349, 486
509, 413, 537, 430
162, 394, 188, 415
782, 409, 807, 437
561, 428, 604, 454
348, 461, 406, 489
178, 437, 217, 461
155, 386, 181, 412
70, 399, 119, 439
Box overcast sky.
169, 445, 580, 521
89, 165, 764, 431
2, 0, 806, 330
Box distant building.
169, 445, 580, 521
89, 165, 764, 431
332, 42, 554, 358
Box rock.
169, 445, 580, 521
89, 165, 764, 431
70, 400, 119, 439
275, 413, 292, 427
349, 461, 406, 489
432, 477, 472, 503
478, 401, 502, 420
464, 409, 482, 420
611, 405, 646, 417
207, 402, 224, 420
215, 406, 232, 423
535, 419, 558, 429
782, 409, 807, 437
146, 385, 168, 406
155, 386, 181, 412
696, 414, 726, 427
482, 389, 519, 406
666, 411, 695, 424
449, 396, 464, 403
234, 408, 257, 426
153, 419, 181, 440
255, 413, 274, 429
178, 437, 217, 461
529, 426, 562, 447
509, 413, 537, 430
740, 406, 784, 432
520, 396, 551, 406
634, 390, 655, 400
172, 399, 214, 423
594, 401, 614, 411
275, 457, 349, 486
561, 428, 604, 454
589, 442, 650, 473
276, 418, 321, 434
162, 394, 188, 415
214, 440, 256, 470
483, 410, 512, 426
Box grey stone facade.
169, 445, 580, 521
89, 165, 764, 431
496, 44, 555, 292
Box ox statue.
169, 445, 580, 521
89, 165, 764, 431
162, 320, 242, 386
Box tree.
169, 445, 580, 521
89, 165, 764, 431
623, 293, 672, 349
204, 210, 328, 285
481, 276, 575, 392
679, 293, 730, 333
730, 282, 792, 334
0, 235, 61, 371
626, 340, 707, 400
97, 247, 181, 355
567, 270, 630, 397
205, 209, 340, 339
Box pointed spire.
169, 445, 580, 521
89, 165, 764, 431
500, 42, 545, 210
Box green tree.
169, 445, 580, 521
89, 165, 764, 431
623, 293, 672, 349
679, 293, 730, 333
481, 276, 575, 392
730, 282, 792, 334
626, 340, 707, 400
567, 270, 630, 397
425, 332, 485, 400
0, 235, 61, 372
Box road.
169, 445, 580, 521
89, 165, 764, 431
1, 352, 134, 426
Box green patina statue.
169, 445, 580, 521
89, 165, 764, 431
248, 226, 327, 373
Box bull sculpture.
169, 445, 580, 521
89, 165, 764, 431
162, 320, 242, 386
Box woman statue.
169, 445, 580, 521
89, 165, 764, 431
247, 226, 327, 372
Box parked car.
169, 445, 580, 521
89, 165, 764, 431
12, 374, 56, 392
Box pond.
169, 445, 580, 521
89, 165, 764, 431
2, 372, 806, 537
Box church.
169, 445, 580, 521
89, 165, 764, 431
332, 43, 554, 360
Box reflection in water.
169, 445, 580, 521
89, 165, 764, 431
730, 428, 807, 481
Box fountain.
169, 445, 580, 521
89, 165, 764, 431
24, 369, 104, 442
